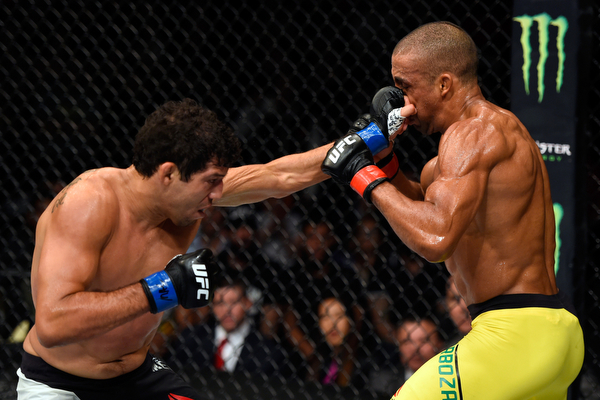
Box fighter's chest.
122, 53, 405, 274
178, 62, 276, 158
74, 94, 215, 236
93, 226, 193, 290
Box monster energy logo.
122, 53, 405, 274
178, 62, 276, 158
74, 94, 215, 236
513, 13, 568, 103
553, 203, 563, 276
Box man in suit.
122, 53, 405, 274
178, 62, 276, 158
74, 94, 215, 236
166, 277, 284, 376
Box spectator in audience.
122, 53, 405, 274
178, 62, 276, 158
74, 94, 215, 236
165, 278, 284, 377
156, 207, 290, 358
281, 221, 368, 381
341, 213, 395, 344
440, 276, 472, 346
311, 297, 358, 387
308, 296, 400, 397
220, 206, 291, 340
363, 317, 445, 395
396, 317, 445, 382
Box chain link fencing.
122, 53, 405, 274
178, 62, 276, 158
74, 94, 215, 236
1, 0, 598, 399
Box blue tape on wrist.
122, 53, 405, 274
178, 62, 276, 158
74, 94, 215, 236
357, 122, 388, 154
143, 271, 179, 313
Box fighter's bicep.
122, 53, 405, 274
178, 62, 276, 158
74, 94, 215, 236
428, 124, 496, 219
423, 163, 489, 243
425, 169, 487, 220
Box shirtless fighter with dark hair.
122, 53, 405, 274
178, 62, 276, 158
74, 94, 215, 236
17, 95, 413, 399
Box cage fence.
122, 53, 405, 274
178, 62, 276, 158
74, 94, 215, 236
1, 1, 599, 399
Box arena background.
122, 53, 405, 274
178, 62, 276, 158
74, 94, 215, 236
1, 1, 598, 399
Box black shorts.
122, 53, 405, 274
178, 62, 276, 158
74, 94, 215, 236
19, 351, 204, 400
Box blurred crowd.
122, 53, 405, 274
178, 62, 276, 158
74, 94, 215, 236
147, 195, 473, 397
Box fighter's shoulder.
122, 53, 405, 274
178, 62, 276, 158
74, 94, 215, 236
438, 119, 509, 178
447, 108, 515, 155
48, 168, 120, 219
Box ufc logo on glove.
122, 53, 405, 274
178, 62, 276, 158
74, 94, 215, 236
192, 262, 211, 300
141, 248, 217, 313
327, 135, 360, 163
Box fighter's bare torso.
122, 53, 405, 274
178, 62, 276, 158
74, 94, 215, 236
418, 100, 557, 305
24, 168, 199, 379
20, 139, 331, 381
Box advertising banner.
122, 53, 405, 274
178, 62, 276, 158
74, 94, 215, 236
511, 0, 580, 299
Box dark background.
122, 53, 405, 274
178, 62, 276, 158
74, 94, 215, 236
1, 1, 598, 399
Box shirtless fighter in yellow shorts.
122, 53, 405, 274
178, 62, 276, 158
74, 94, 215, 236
322, 22, 584, 399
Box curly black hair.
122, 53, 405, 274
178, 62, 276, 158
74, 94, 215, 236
132, 99, 242, 181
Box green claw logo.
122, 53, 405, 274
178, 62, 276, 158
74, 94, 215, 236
553, 203, 563, 276
513, 13, 568, 103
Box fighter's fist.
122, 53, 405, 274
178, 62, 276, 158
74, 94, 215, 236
370, 86, 406, 139
141, 248, 219, 313
349, 87, 406, 155
322, 133, 388, 203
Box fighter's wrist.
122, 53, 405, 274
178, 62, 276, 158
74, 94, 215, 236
350, 165, 388, 203
140, 271, 179, 314
376, 151, 400, 180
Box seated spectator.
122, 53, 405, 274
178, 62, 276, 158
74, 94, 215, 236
254, 196, 303, 268
280, 221, 367, 380
307, 296, 401, 398
311, 297, 357, 387
165, 278, 285, 377
341, 213, 396, 344
439, 276, 472, 346
362, 317, 445, 394
396, 317, 445, 382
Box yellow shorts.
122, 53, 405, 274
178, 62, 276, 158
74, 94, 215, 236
391, 293, 584, 400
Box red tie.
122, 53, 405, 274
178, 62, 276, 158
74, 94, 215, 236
214, 338, 228, 370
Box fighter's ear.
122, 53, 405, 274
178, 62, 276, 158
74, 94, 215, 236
157, 162, 179, 186
439, 74, 453, 97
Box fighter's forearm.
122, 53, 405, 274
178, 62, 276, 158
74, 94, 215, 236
216, 143, 333, 207
35, 283, 150, 348
371, 183, 456, 263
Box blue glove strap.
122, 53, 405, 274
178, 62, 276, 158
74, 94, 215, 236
143, 271, 179, 313
357, 122, 388, 154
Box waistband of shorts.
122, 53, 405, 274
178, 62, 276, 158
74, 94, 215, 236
20, 350, 153, 389
467, 291, 574, 320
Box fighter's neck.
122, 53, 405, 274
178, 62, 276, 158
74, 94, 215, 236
119, 166, 171, 229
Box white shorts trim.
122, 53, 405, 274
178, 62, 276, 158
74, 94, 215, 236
16, 368, 81, 400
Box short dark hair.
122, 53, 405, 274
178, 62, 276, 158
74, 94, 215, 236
393, 21, 479, 84
132, 99, 241, 181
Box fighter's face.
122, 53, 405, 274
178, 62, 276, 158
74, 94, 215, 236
169, 161, 228, 226
391, 52, 440, 136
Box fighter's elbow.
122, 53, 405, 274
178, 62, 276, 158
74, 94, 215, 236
36, 321, 64, 348
417, 237, 455, 263
35, 314, 73, 348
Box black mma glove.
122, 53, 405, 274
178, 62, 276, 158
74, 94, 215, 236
350, 86, 406, 155
370, 86, 406, 139
141, 248, 218, 314
322, 133, 388, 203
